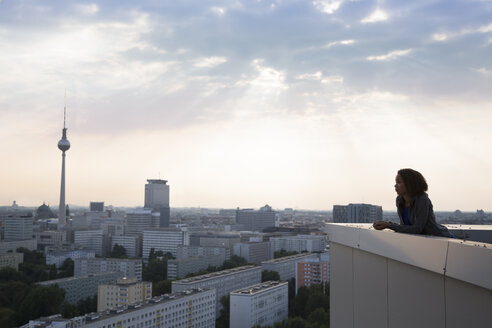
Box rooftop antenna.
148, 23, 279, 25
64, 89, 67, 129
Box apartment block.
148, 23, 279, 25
295, 254, 330, 292
111, 235, 142, 258
74, 258, 143, 280
236, 205, 278, 232
270, 235, 326, 254
98, 277, 152, 311
176, 245, 230, 260
261, 253, 319, 281
74, 230, 103, 256
172, 265, 262, 318
233, 241, 272, 264
46, 248, 95, 268
230, 281, 288, 328
167, 254, 225, 280
38, 271, 123, 304
333, 203, 383, 223
0, 252, 23, 270
0, 239, 37, 253
4, 216, 33, 241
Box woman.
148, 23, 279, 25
373, 168, 451, 237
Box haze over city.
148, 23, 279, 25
1, 0, 491, 211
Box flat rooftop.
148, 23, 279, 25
261, 252, 318, 264
173, 265, 259, 284
231, 281, 287, 295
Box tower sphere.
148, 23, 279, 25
58, 137, 70, 151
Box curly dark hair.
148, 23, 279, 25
397, 168, 428, 197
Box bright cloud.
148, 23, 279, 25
324, 39, 355, 48
298, 71, 323, 80
367, 49, 412, 61
432, 33, 448, 41
313, 0, 344, 14
76, 4, 99, 15
361, 9, 388, 23
211, 6, 226, 16
193, 56, 228, 68
475, 67, 491, 75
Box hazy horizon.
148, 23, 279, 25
1, 1, 491, 211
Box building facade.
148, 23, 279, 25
142, 228, 186, 258
97, 277, 152, 311
295, 254, 330, 292
0, 239, 37, 253
0, 252, 23, 270
74, 230, 103, 256
270, 235, 327, 254
38, 271, 123, 304
333, 203, 383, 223
233, 241, 272, 264
230, 281, 288, 328
176, 245, 230, 260
261, 253, 320, 281
125, 209, 157, 236
111, 235, 142, 258
236, 205, 278, 232
35, 230, 65, 250
4, 216, 33, 241
74, 258, 143, 280
46, 248, 95, 268
167, 254, 225, 280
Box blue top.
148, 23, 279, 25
403, 207, 411, 225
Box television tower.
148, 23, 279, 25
57, 101, 70, 229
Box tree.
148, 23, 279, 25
293, 286, 310, 318
17, 285, 65, 325
221, 255, 248, 270
262, 270, 281, 282
110, 244, 127, 258
274, 250, 298, 259
143, 258, 167, 283
216, 295, 230, 328
286, 317, 308, 328
307, 308, 329, 328
0, 307, 17, 328
58, 258, 74, 278
153, 280, 172, 296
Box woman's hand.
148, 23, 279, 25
373, 220, 390, 230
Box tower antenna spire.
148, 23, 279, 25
64, 89, 66, 129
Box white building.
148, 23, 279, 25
144, 179, 170, 208
4, 216, 33, 241
24, 288, 216, 328
38, 271, 123, 304
230, 281, 288, 328
177, 245, 230, 260
74, 257, 143, 280
46, 249, 95, 268
97, 277, 152, 311
327, 223, 492, 328
74, 230, 103, 256
233, 241, 272, 264
142, 228, 186, 258
270, 235, 326, 254
172, 265, 262, 318
167, 254, 225, 280
111, 235, 141, 258
261, 253, 320, 281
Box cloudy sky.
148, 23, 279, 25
1, 0, 491, 211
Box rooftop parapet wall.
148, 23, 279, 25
326, 223, 492, 290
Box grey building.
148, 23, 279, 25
176, 245, 230, 260
38, 271, 123, 304
74, 257, 143, 280
333, 203, 383, 223
172, 265, 262, 318
89, 202, 104, 212
167, 254, 225, 280
236, 205, 278, 232
111, 235, 142, 258
74, 230, 103, 256
261, 253, 320, 281
125, 209, 158, 236
4, 215, 33, 241
142, 228, 186, 258
233, 241, 272, 264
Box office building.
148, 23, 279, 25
270, 235, 326, 254
236, 205, 278, 232
111, 235, 142, 258
142, 228, 186, 258
46, 248, 95, 268
261, 253, 319, 281
90, 202, 104, 212
38, 271, 123, 304
233, 241, 272, 264
35, 230, 65, 250
125, 209, 158, 236
97, 277, 152, 311
172, 265, 262, 317
0, 252, 23, 270
176, 245, 230, 260
189, 232, 240, 250
327, 223, 492, 328
167, 254, 225, 280
295, 254, 330, 292
4, 216, 33, 241
230, 281, 288, 328
74, 230, 103, 256
26, 288, 216, 328
0, 239, 37, 253
144, 179, 171, 228
74, 257, 143, 280
333, 203, 383, 223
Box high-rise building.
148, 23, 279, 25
144, 179, 171, 228
236, 205, 278, 232
230, 281, 288, 328
97, 277, 152, 311
333, 203, 383, 223
172, 265, 262, 318
57, 104, 70, 229
90, 202, 104, 212
4, 215, 33, 241
74, 230, 103, 256
142, 228, 186, 258
125, 209, 158, 236
233, 241, 272, 264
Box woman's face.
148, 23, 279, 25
395, 174, 407, 197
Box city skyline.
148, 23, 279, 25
1, 1, 491, 211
